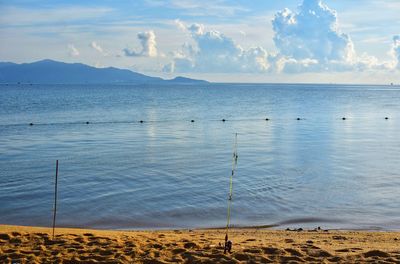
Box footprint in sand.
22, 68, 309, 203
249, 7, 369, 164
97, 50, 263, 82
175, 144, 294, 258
183, 242, 197, 249
363, 250, 390, 258
262, 247, 284, 255
0, 233, 11, 240
243, 248, 261, 254
332, 235, 347, 240
307, 249, 332, 258
171, 248, 186, 254
335, 248, 351, 253
285, 248, 303, 257
284, 238, 295, 243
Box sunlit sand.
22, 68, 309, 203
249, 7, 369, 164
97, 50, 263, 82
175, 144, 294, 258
1, 225, 399, 263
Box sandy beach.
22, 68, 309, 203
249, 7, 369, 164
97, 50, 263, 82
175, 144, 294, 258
1, 225, 399, 263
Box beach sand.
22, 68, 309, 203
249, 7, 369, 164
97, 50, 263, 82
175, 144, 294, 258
1, 225, 399, 263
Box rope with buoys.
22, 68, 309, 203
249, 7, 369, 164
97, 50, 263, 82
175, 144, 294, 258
224, 133, 238, 254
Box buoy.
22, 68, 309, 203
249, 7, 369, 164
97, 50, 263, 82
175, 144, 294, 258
222, 119, 226, 122
265, 118, 270, 121
385, 117, 389, 120
29, 123, 34, 126
342, 117, 346, 120
191, 120, 195, 123
86, 121, 89, 124
297, 118, 301, 121
139, 120, 144, 123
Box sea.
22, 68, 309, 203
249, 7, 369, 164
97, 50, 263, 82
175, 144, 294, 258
1, 83, 400, 230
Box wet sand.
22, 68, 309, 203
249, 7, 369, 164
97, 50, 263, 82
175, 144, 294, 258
1, 224, 399, 263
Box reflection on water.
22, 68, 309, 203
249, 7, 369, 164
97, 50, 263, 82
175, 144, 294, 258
0, 83, 400, 230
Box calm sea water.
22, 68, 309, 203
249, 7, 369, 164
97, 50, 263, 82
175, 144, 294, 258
1, 83, 400, 230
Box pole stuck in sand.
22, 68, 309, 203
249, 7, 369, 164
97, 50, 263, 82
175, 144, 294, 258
224, 133, 238, 254
52, 160, 59, 240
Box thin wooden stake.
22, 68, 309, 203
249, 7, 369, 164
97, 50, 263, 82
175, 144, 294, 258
52, 160, 58, 240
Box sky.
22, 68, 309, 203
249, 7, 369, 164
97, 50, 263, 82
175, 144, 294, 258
0, 0, 399, 84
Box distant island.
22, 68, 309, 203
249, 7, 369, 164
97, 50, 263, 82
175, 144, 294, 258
0, 59, 208, 85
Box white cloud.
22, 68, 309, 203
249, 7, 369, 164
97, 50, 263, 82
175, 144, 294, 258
90, 41, 108, 56
67, 44, 79, 57
123, 31, 158, 57
271, 0, 357, 73
164, 22, 269, 73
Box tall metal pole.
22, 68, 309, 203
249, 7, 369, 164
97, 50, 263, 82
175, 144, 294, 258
52, 160, 58, 240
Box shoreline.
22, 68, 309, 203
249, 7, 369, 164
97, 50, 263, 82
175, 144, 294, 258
1, 224, 399, 263
2, 222, 398, 232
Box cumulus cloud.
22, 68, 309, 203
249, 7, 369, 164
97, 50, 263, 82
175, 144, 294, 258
392, 35, 400, 69
90, 41, 107, 56
67, 44, 79, 57
164, 22, 269, 73
271, 0, 357, 73
123, 31, 158, 57
166, 0, 362, 74
166, 0, 396, 75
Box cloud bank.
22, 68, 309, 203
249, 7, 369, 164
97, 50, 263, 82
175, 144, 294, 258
165, 0, 398, 75
164, 22, 269, 73
124, 31, 158, 58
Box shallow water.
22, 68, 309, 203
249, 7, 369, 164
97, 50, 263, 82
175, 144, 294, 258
1, 83, 400, 230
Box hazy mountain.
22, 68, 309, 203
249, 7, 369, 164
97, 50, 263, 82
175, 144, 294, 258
0, 60, 208, 84
166, 76, 208, 84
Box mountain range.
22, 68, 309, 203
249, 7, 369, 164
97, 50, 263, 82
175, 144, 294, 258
0, 60, 208, 84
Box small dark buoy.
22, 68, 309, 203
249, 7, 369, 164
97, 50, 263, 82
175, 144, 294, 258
265, 118, 270, 121
191, 120, 195, 123
86, 121, 89, 124
222, 119, 226, 122
385, 117, 389, 120
139, 120, 144, 123
296, 118, 301, 121
342, 117, 346, 120
29, 123, 34, 126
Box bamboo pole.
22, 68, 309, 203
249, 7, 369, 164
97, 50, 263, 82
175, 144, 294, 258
224, 133, 238, 254
52, 160, 58, 240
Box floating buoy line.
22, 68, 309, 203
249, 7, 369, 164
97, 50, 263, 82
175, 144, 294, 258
0, 116, 394, 128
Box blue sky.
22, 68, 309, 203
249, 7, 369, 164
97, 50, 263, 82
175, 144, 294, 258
0, 0, 399, 83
